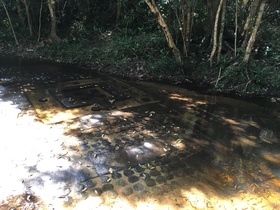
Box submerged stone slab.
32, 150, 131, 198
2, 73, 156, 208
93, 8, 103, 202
24, 76, 158, 123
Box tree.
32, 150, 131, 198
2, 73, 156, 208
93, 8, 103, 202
0, 0, 19, 45
145, 0, 181, 61
243, 0, 267, 63
47, 0, 60, 43
20, 0, 34, 37
209, 0, 224, 66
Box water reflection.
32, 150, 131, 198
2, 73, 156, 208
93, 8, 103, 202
1, 55, 280, 209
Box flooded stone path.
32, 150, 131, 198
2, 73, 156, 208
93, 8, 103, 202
1, 56, 280, 209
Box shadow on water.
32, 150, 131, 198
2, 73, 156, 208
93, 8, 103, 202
1, 55, 280, 209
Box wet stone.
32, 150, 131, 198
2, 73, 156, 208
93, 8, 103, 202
103, 190, 118, 199
170, 156, 180, 162
122, 187, 133, 196
124, 169, 134, 176
95, 165, 110, 175
133, 165, 145, 173
156, 175, 166, 184
112, 172, 122, 180
76, 170, 92, 183
85, 180, 97, 188
133, 183, 144, 192
139, 172, 150, 179
102, 184, 114, 191
100, 176, 111, 183
128, 175, 139, 183
160, 165, 170, 173
144, 178, 156, 187
116, 179, 128, 187
72, 183, 86, 192
150, 169, 161, 177
63, 196, 73, 204
92, 188, 102, 196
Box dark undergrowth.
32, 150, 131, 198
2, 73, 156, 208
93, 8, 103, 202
1, 27, 280, 99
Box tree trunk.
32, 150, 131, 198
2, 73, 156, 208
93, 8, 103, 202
242, 0, 261, 48
37, 0, 43, 42
217, 0, 227, 62
116, 0, 122, 23
0, 0, 19, 45
243, 0, 266, 63
145, 0, 181, 61
209, 0, 224, 66
21, 0, 33, 37
16, 0, 25, 25
47, 0, 60, 43
234, 0, 238, 57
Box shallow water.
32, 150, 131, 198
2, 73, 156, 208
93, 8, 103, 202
1, 55, 280, 209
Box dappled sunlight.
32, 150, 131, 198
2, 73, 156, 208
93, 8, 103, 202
2, 69, 280, 209
260, 150, 280, 165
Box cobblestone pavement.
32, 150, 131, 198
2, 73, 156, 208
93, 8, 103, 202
1, 57, 280, 209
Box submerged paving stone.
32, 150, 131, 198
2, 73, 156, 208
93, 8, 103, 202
122, 187, 133, 196
100, 176, 111, 183
128, 175, 139, 183
84, 180, 97, 188
133, 183, 144, 192
116, 179, 128, 187
72, 184, 86, 192
133, 165, 145, 173
139, 172, 150, 179
124, 169, 134, 176
103, 190, 118, 199
144, 178, 156, 187
63, 196, 73, 204
92, 188, 102, 196
75, 170, 93, 183
150, 169, 161, 177
155, 175, 166, 184
102, 184, 114, 191
112, 172, 122, 179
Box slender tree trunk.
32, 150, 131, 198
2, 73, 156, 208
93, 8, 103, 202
234, 0, 238, 57
116, 0, 122, 23
21, 0, 33, 37
209, 0, 224, 66
47, 0, 60, 43
145, 0, 181, 61
1, 0, 19, 45
37, 0, 43, 42
185, 1, 191, 56
217, 0, 227, 62
16, 0, 25, 25
242, 0, 261, 48
243, 0, 266, 63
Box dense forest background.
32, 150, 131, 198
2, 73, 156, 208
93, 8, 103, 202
0, 0, 279, 96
